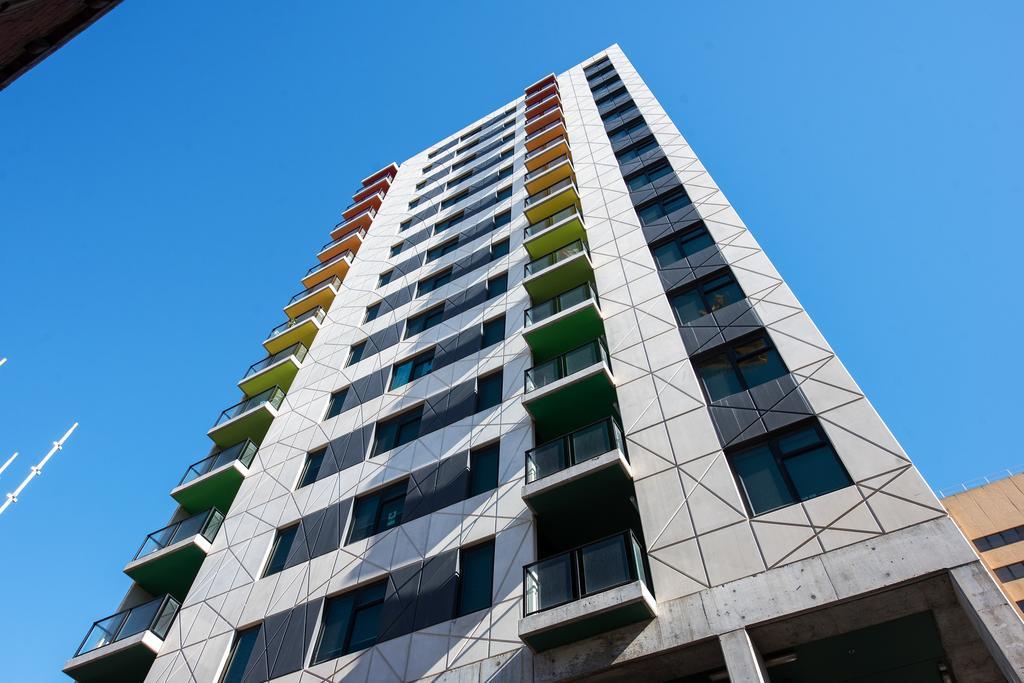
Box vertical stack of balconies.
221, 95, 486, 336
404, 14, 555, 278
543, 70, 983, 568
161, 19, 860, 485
63, 164, 398, 682
515, 75, 656, 652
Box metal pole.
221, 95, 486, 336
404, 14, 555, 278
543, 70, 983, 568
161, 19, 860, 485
0, 453, 16, 478
0, 423, 78, 517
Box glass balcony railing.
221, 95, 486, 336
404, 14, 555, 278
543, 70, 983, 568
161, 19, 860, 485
524, 178, 576, 208
524, 239, 587, 277
525, 135, 568, 162
267, 307, 326, 340
305, 250, 352, 278
524, 206, 579, 239
525, 155, 571, 183
333, 206, 377, 232
523, 530, 648, 615
244, 343, 307, 378
351, 177, 391, 204
179, 439, 258, 486
526, 417, 626, 484
524, 283, 599, 326
525, 83, 559, 106
525, 93, 559, 119
74, 595, 180, 657
213, 386, 285, 427
525, 117, 565, 145
133, 508, 225, 561
319, 226, 366, 255
524, 337, 610, 393
343, 190, 385, 212
288, 275, 342, 305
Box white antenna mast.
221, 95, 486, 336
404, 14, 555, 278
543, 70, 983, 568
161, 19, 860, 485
0, 423, 78, 517
0, 453, 17, 478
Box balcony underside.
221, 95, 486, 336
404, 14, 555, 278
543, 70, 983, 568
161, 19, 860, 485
524, 365, 616, 438
283, 285, 337, 319
318, 231, 364, 263
520, 580, 656, 652
524, 300, 603, 360
171, 461, 248, 514
207, 405, 277, 447
524, 212, 585, 260
525, 122, 566, 152
525, 159, 574, 196
524, 186, 579, 224
526, 138, 570, 172
63, 632, 162, 683
301, 258, 350, 289
523, 449, 633, 517
525, 107, 561, 135
238, 357, 301, 397
523, 253, 594, 303
124, 537, 210, 600
263, 318, 320, 355
330, 211, 374, 240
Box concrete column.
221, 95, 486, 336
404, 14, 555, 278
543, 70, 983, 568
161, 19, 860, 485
719, 628, 769, 683
950, 562, 1024, 683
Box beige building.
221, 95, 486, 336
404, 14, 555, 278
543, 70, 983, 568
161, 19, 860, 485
943, 471, 1024, 613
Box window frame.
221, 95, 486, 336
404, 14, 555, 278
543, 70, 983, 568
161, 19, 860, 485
649, 222, 715, 268
311, 580, 388, 664
389, 242, 404, 257
417, 267, 453, 296
486, 272, 508, 300
324, 387, 348, 420
456, 540, 495, 617
667, 270, 746, 325
364, 302, 381, 323
372, 406, 423, 456
347, 479, 408, 544
475, 372, 503, 413
377, 269, 394, 288
490, 238, 510, 261
468, 442, 500, 497
693, 331, 789, 403
405, 304, 444, 339
481, 315, 506, 349
263, 523, 300, 577
297, 447, 327, 489
347, 341, 366, 367
425, 237, 459, 264
390, 348, 435, 390
636, 187, 692, 225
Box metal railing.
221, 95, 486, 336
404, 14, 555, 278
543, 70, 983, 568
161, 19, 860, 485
213, 386, 285, 427
178, 439, 258, 486
524, 337, 610, 393
525, 154, 571, 182
319, 226, 366, 255
525, 104, 561, 131
525, 117, 565, 145
305, 250, 353, 278
524, 206, 580, 238
133, 508, 225, 561
524, 177, 576, 208
525, 82, 559, 106
525, 93, 559, 119
526, 417, 626, 484
74, 595, 180, 657
267, 306, 326, 340
524, 282, 599, 326
343, 189, 385, 212
288, 275, 342, 305
523, 530, 647, 616
244, 342, 307, 378
350, 177, 391, 204
333, 206, 377, 233
937, 465, 1024, 498
524, 239, 588, 277
525, 135, 568, 163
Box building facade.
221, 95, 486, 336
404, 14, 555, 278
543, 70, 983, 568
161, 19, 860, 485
64, 45, 1024, 683
943, 471, 1024, 617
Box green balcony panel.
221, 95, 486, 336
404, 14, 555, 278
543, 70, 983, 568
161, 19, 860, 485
523, 338, 616, 440
207, 386, 285, 447
264, 307, 325, 355
522, 240, 594, 303
123, 509, 224, 600
238, 343, 307, 397
171, 440, 258, 513
523, 283, 603, 361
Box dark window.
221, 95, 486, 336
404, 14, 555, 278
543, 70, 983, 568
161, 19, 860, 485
405, 306, 444, 338
311, 580, 387, 663
995, 563, 1024, 582
602, 101, 638, 122
325, 388, 348, 419
637, 189, 692, 225
418, 267, 453, 296
625, 162, 673, 190
616, 138, 658, 162
481, 315, 505, 348
500, 147, 514, 160
399, 219, 412, 232
447, 172, 472, 189
434, 211, 465, 234
695, 333, 788, 402
496, 185, 512, 201
441, 189, 469, 210
493, 210, 511, 227
609, 120, 646, 142
486, 273, 508, 300
426, 239, 458, 263
373, 407, 423, 455
408, 198, 421, 210
364, 302, 381, 323
729, 423, 852, 516
461, 126, 483, 141
475, 373, 503, 412
220, 626, 261, 683
586, 63, 615, 82
452, 153, 477, 171
650, 224, 715, 269
669, 272, 745, 324
298, 448, 326, 488
501, 133, 514, 144
390, 242, 404, 257
457, 541, 495, 616
348, 480, 408, 543
468, 443, 500, 497
497, 166, 513, 181
347, 342, 366, 366
378, 270, 394, 288
594, 83, 627, 106
490, 239, 509, 261
415, 180, 427, 191
391, 349, 435, 389
263, 524, 299, 577
975, 525, 1024, 552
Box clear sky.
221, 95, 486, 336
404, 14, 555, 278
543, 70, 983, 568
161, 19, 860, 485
0, 1, 1021, 679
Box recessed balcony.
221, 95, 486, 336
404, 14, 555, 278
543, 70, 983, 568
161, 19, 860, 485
301, 250, 353, 289
317, 226, 366, 263
522, 337, 616, 432
524, 283, 603, 359
520, 530, 656, 652
264, 306, 326, 354
525, 103, 563, 136
523, 418, 632, 516
171, 439, 258, 514
341, 190, 385, 222
524, 153, 574, 195
124, 508, 225, 599
238, 342, 308, 397
523, 205, 585, 260
525, 135, 570, 172
207, 385, 285, 447
63, 595, 180, 683
525, 93, 560, 123
525, 117, 567, 153
522, 239, 593, 303
284, 274, 342, 319
351, 175, 392, 204
524, 177, 579, 226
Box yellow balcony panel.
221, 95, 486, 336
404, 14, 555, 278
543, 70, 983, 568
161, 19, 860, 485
523, 205, 585, 260
525, 136, 570, 172
207, 386, 285, 447
525, 103, 562, 135
524, 155, 575, 195
330, 206, 376, 240
301, 250, 353, 289
523, 178, 579, 224
525, 118, 566, 153
284, 275, 341, 319
522, 240, 593, 303
263, 307, 325, 354
123, 508, 224, 600
171, 440, 258, 514
238, 342, 307, 397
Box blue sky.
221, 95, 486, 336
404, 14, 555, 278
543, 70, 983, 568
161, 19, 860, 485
1, 1, 1021, 679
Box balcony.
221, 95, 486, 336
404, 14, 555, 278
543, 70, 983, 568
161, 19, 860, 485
525, 93, 559, 122
63, 595, 180, 683
524, 153, 574, 195
523, 176, 579, 225
523, 418, 632, 516
207, 385, 285, 447
264, 306, 326, 354
523, 204, 585, 260
524, 117, 567, 153
341, 190, 385, 221
524, 283, 603, 359
330, 206, 377, 240
525, 82, 558, 109
171, 439, 258, 513
351, 175, 392, 204
525, 135, 570, 173
525, 73, 557, 97
238, 342, 307, 397
520, 531, 655, 652
284, 274, 342, 319
524, 102, 562, 136
301, 250, 353, 289
522, 240, 593, 303
522, 338, 616, 432
317, 226, 366, 263
124, 508, 225, 599
361, 162, 398, 187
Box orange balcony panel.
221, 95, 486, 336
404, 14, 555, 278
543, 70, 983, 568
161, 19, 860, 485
351, 176, 392, 204
317, 226, 366, 263
525, 74, 557, 97
525, 119, 567, 152
525, 83, 559, 109
525, 93, 560, 122
525, 136, 570, 172
342, 191, 384, 221
301, 251, 353, 289
525, 105, 563, 136
361, 162, 398, 187
330, 207, 376, 240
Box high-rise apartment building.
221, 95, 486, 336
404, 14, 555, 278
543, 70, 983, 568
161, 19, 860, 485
63, 45, 1024, 683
